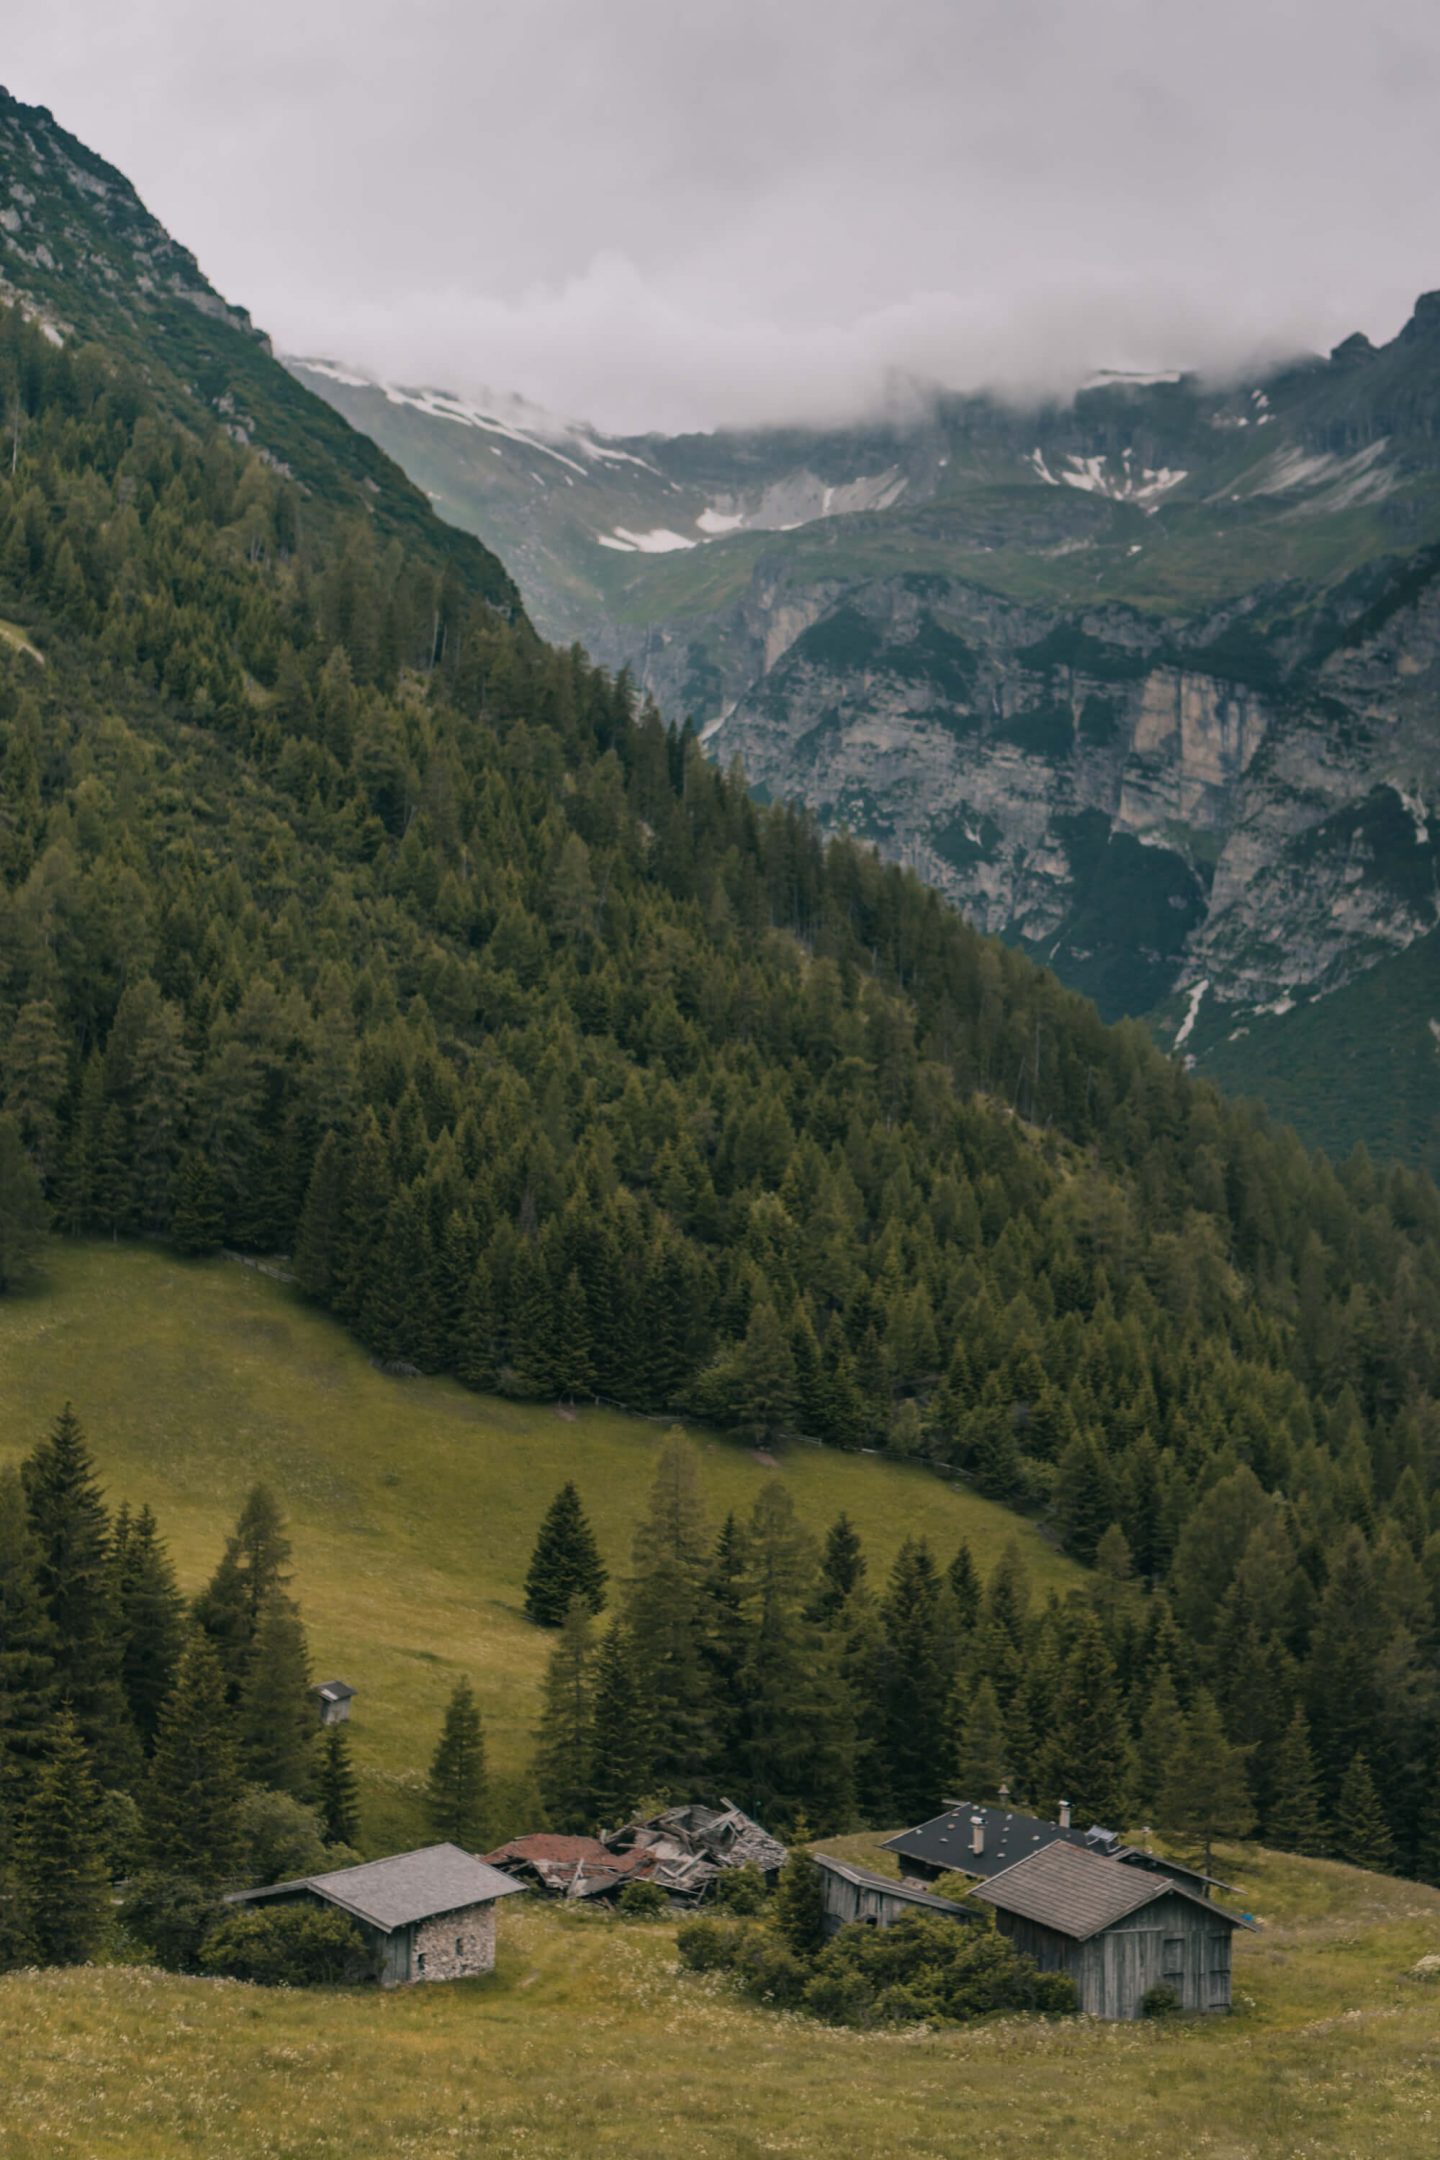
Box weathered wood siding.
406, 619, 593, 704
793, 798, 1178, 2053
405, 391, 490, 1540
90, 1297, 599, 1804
996, 1892, 1234, 2020
820, 1875, 964, 1938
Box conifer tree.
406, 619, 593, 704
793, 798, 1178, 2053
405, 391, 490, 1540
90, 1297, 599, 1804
1043, 1610, 1133, 1829
523, 1482, 608, 1626
1135, 1665, 1185, 1818
950, 1674, 1008, 1800
453, 1261, 498, 1389
0, 1466, 56, 1809
1158, 1689, 1255, 1873
623, 1432, 716, 1792
1332, 1752, 1395, 1874
738, 1483, 855, 1829
317, 1724, 361, 1849
871, 1538, 950, 1823
22, 1405, 135, 1783
426, 1678, 488, 1849
170, 1149, 225, 1255
293, 1130, 349, 1300
147, 1629, 245, 1886
947, 1542, 981, 1632
14, 1711, 110, 1966
1265, 1706, 1327, 1855
194, 1484, 293, 1700
534, 1596, 596, 1832
588, 1623, 646, 1828
237, 1588, 315, 1798
771, 1837, 826, 1955
811, 1512, 865, 1624
112, 1504, 185, 1753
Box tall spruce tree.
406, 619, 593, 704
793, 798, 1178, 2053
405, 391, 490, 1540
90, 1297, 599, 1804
316, 1725, 362, 1849
1332, 1752, 1395, 1874
737, 1483, 855, 1830
237, 1587, 315, 1798
950, 1674, 1008, 1800
588, 1623, 646, 1828
623, 1432, 716, 1794
14, 1710, 110, 1966
22, 1405, 135, 1783
112, 1503, 185, 1753
811, 1513, 866, 1624
0, 1466, 56, 1810
170, 1149, 225, 1255
426, 1678, 488, 1849
534, 1597, 597, 1832
147, 1629, 245, 1885
871, 1539, 950, 1824
1265, 1706, 1327, 1855
194, 1484, 294, 1702
1135, 1665, 1186, 1819
523, 1482, 607, 1626
1043, 1610, 1133, 1829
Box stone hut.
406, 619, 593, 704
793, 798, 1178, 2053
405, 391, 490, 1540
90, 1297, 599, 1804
968, 1840, 1256, 2019
814, 1853, 977, 1938
225, 1842, 525, 1986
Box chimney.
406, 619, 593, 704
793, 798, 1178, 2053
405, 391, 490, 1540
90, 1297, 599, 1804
1058, 1799, 1071, 1829
970, 1813, 985, 1857
998, 1782, 1011, 1810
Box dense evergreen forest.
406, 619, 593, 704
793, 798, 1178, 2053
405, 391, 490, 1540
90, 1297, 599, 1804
2, 302, 1440, 1881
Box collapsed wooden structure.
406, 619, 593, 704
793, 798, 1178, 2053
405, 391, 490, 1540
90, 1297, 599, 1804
483, 1799, 786, 1905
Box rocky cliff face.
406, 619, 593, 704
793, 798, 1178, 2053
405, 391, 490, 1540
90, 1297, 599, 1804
289, 295, 1440, 1163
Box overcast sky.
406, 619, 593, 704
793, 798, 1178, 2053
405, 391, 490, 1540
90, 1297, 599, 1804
7, 1, 1440, 433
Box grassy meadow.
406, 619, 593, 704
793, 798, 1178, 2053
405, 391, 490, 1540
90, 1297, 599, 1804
0, 1243, 1081, 1847
2, 1841, 1439, 2159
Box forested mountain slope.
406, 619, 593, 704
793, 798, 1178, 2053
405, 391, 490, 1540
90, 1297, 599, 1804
0, 99, 1438, 1873
292, 299, 1440, 1171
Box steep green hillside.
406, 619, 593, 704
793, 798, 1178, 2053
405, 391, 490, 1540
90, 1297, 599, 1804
291, 310, 1440, 1170
0, 96, 1439, 1877
0, 90, 519, 615
4, 1842, 1440, 2159
0, 1243, 1078, 1847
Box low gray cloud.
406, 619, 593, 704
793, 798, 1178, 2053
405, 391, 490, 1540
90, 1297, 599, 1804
7, 0, 1439, 432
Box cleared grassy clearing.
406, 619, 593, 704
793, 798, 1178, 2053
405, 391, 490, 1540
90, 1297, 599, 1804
2, 1844, 1438, 2159
0, 1243, 1081, 1847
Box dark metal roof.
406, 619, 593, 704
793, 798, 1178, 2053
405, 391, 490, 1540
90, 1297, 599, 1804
884, 1802, 1086, 1880
969, 1841, 1257, 1942
227, 1843, 525, 1933
314, 1679, 356, 1701
815, 1853, 977, 1918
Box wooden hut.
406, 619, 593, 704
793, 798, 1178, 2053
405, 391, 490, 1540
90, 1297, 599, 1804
814, 1854, 977, 1938
968, 1841, 1256, 2020
313, 1678, 356, 1726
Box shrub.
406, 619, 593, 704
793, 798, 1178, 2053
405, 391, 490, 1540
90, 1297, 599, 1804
236, 1787, 335, 1889
616, 1880, 669, 1919
119, 1873, 224, 1973
808, 1915, 1077, 2026
729, 1928, 809, 2008
1140, 1981, 1183, 2018
802, 1965, 879, 2025
199, 1904, 368, 1986
676, 1917, 740, 1972
711, 1864, 768, 1915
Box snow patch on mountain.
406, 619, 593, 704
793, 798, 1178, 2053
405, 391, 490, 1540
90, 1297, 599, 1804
1027, 448, 1187, 506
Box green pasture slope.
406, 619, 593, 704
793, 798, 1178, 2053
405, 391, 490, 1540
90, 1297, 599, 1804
2, 1843, 1439, 2159
0, 1243, 1080, 1847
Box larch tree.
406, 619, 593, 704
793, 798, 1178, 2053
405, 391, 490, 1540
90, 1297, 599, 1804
1158, 1690, 1256, 1874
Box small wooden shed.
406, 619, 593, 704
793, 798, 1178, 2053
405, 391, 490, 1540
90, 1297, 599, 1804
313, 1679, 356, 1726
814, 1854, 976, 1938
969, 1841, 1256, 2020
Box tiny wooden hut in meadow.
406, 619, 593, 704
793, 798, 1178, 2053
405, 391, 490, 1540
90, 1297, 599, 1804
313, 1679, 356, 1726
814, 1854, 977, 1938
968, 1841, 1256, 2020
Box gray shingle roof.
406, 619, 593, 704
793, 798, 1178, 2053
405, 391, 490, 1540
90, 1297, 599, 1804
815, 1853, 976, 1918
228, 1843, 525, 1932
968, 1840, 1255, 1941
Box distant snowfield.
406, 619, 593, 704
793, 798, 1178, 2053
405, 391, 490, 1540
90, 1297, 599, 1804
1026, 446, 1187, 506
598, 527, 697, 553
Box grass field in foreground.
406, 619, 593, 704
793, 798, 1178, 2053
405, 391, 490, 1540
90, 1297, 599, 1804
3, 1842, 1439, 2160
0, 1243, 1081, 1848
